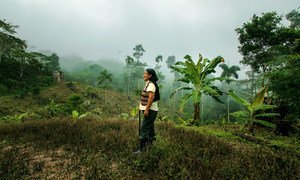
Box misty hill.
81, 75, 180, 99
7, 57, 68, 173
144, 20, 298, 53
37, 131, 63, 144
60, 55, 125, 76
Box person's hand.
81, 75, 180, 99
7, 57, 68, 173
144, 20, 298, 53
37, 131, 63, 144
144, 109, 149, 117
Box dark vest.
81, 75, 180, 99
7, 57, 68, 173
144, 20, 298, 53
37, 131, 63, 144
140, 82, 160, 106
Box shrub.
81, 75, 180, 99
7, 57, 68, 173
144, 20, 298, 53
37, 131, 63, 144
64, 94, 83, 113
0, 84, 8, 95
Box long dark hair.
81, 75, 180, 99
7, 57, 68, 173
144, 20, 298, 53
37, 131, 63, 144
146, 68, 159, 82
146, 68, 160, 101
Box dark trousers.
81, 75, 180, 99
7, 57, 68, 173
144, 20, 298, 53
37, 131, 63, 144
140, 110, 158, 140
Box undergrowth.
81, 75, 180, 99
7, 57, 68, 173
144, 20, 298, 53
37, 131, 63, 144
0, 118, 298, 179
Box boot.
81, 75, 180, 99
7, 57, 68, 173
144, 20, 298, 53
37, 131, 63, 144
133, 139, 147, 155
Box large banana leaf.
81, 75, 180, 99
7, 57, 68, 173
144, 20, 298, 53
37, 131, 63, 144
179, 93, 193, 111
205, 77, 232, 84
203, 56, 224, 75
252, 86, 267, 107
253, 104, 277, 111
209, 86, 224, 103
211, 95, 225, 104
202, 86, 219, 96
196, 54, 204, 73
176, 77, 190, 83
231, 111, 249, 123
255, 113, 279, 117
254, 119, 276, 128
170, 65, 185, 74
231, 111, 249, 118
170, 86, 193, 98
229, 90, 251, 109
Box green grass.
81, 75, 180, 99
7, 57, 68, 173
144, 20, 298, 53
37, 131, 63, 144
0, 118, 298, 179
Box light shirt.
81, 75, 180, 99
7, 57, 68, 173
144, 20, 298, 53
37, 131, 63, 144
139, 81, 158, 111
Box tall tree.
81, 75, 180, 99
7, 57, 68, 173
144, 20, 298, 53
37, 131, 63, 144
171, 54, 225, 125
45, 53, 60, 72
123, 45, 147, 96
0, 20, 26, 63
154, 55, 165, 84
98, 69, 113, 89
133, 44, 145, 62
286, 8, 300, 29
236, 9, 300, 134
235, 12, 283, 85
219, 64, 240, 122
0, 20, 57, 94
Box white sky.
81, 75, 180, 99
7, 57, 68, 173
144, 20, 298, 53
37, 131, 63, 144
0, 0, 299, 77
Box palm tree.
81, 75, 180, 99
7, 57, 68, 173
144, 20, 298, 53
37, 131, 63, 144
125, 56, 134, 95
219, 64, 241, 123
97, 69, 113, 88
98, 69, 113, 105
171, 54, 226, 125
133, 44, 145, 62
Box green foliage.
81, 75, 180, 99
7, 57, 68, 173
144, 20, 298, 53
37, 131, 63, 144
154, 55, 165, 84
97, 69, 113, 89
64, 94, 83, 114
235, 12, 283, 73
268, 55, 300, 114
130, 106, 139, 118
170, 53, 225, 124
0, 84, 8, 95
32, 85, 41, 95
72, 110, 79, 119
229, 86, 278, 128
65, 64, 104, 86
236, 9, 300, 134
0, 112, 35, 123
0, 20, 58, 95
219, 64, 240, 84
44, 53, 60, 72
286, 8, 300, 29
123, 45, 147, 95
133, 44, 145, 61
46, 99, 62, 117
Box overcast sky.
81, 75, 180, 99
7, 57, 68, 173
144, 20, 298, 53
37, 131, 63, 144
0, 0, 298, 75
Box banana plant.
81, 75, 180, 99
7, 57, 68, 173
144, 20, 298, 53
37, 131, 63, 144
72, 110, 87, 119
229, 86, 278, 128
170, 53, 227, 125
46, 99, 61, 117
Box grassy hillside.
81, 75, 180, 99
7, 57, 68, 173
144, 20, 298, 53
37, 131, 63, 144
0, 82, 136, 120
0, 83, 299, 179
0, 118, 298, 179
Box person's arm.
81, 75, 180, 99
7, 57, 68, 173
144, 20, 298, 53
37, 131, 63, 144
144, 91, 154, 117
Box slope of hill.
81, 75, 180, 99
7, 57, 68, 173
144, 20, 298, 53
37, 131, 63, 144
0, 83, 299, 179
0, 82, 136, 120
0, 118, 298, 179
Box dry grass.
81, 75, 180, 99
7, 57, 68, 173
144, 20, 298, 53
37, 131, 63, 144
0, 118, 298, 179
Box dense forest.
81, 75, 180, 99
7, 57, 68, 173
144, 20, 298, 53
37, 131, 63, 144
0, 8, 299, 179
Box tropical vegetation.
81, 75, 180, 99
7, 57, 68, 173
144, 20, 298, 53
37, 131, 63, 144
0, 8, 299, 179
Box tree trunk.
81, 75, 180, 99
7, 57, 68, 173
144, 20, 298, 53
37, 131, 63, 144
201, 97, 204, 125
193, 102, 200, 125
227, 94, 230, 123
227, 83, 230, 123
251, 69, 254, 103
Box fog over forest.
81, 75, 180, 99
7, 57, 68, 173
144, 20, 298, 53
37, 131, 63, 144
1, 1, 300, 178
0, 0, 298, 78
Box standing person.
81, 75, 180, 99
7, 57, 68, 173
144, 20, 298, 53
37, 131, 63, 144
133, 68, 160, 154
